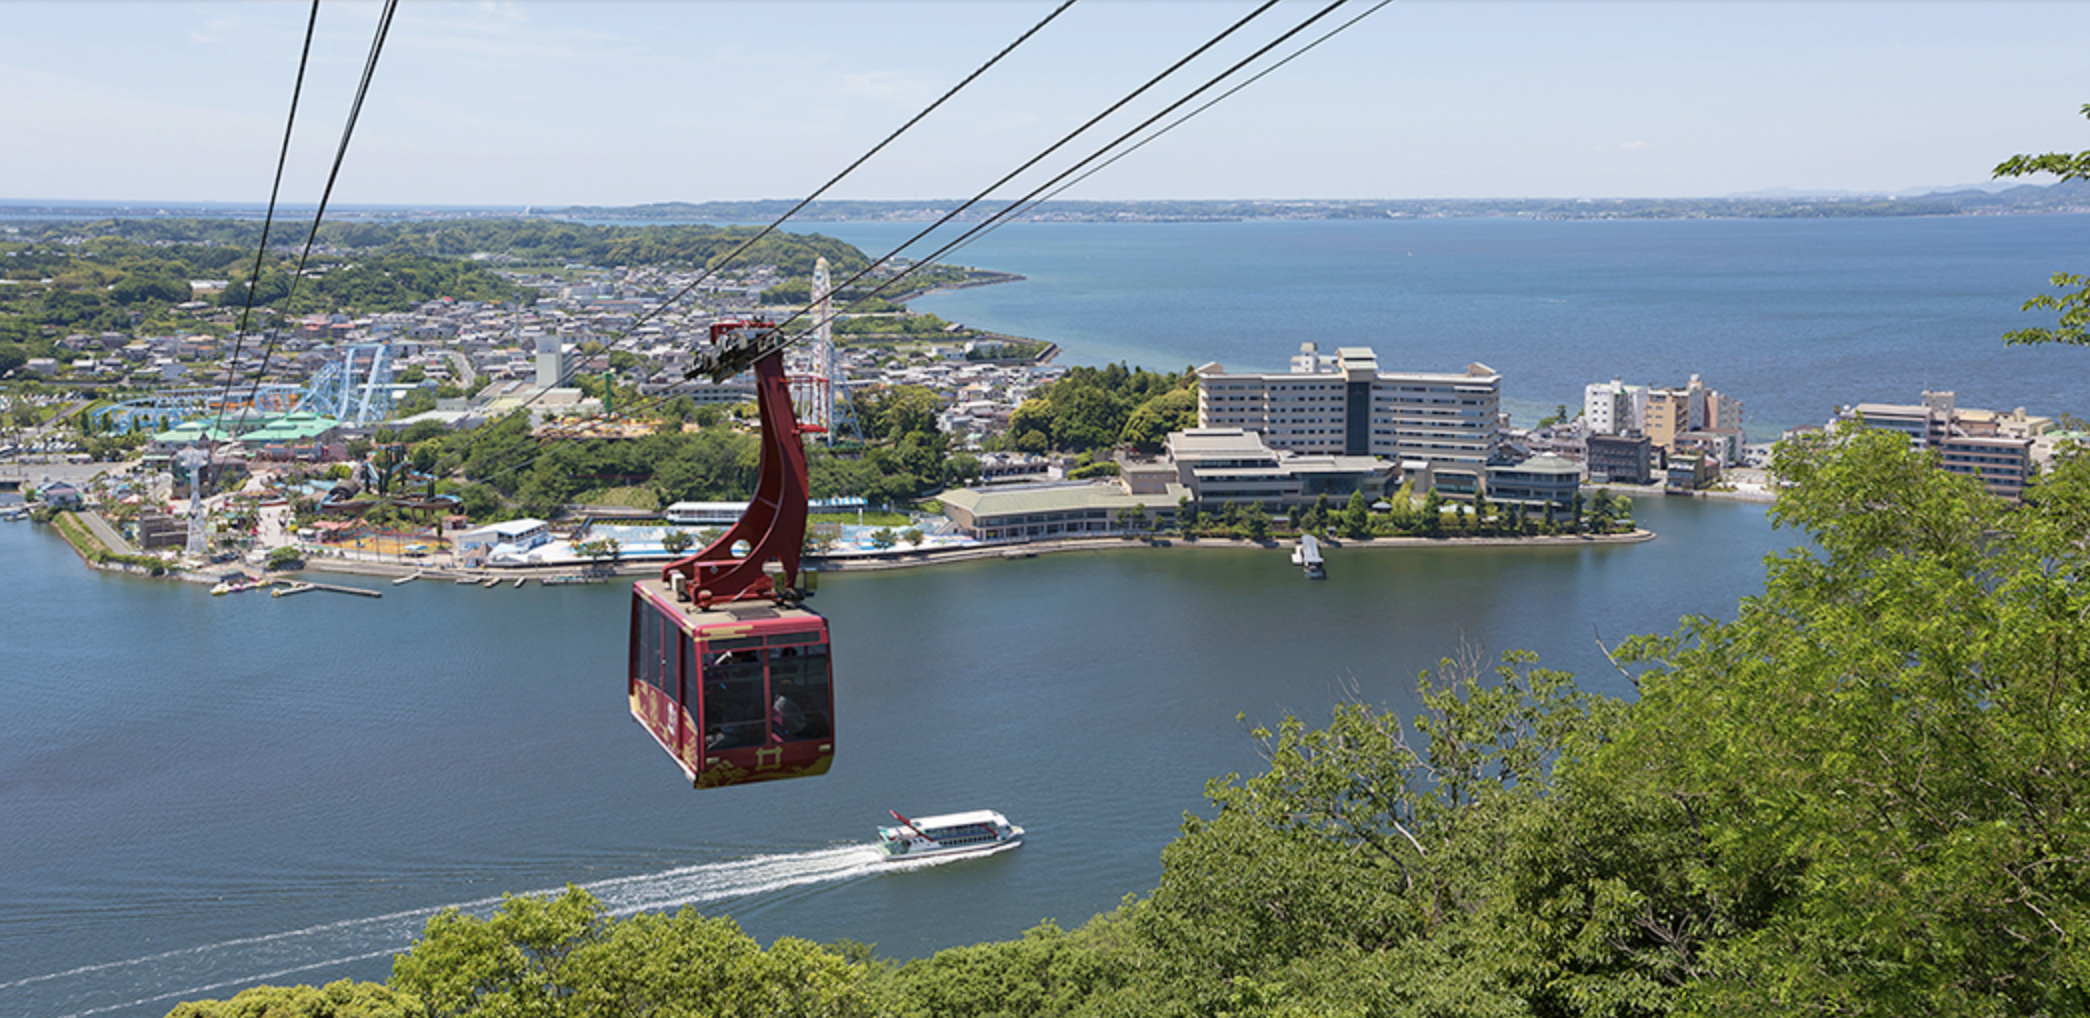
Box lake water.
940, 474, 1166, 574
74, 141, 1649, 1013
5, 213, 2086, 1017
1, 496, 1780, 1018
818, 215, 2090, 437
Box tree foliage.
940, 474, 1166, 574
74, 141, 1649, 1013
388, 886, 870, 1018
1605, 427, 2090, 1015
1993, 103, 2090, 346
166, 980, 421, 1018
1004, 363, 1197, 454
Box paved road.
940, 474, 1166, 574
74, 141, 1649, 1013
77, 509, 140, 556
440, 350, 478, 389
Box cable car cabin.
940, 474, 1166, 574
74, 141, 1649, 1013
631, 326, 828, 789
629, 574, 833, 788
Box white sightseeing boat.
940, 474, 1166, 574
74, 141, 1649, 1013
878, 809, 1024, 861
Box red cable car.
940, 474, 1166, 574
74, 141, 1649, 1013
628, 321, 833, 788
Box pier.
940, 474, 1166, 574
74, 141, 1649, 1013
271, 580, 382, 599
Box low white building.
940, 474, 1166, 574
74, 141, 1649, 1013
456, 518, 551, 563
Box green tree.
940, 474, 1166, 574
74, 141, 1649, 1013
1587, 487, 1616, 534
661, 529, 694, 555
1601, 428, 2090, 1015
868, 385, 942, 444
1117, 386, 1199, 453
166, 980, 420, 1018
1993, 103, 2090, 346
1241, 503, 1270, 542
946, 452, 980, 487
1119, 502, 1148, 536
1127, 648, 1610, 1013
1340, 490, 1370, 539
1419, 489, 1444, 537
390, 886, 870, 1018
1006, 396, 1053, 453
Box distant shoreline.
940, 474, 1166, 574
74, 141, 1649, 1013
32, 522, 1661, 589
7, 185, 2086, 225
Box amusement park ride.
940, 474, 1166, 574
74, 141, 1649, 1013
627, 320, 835, 789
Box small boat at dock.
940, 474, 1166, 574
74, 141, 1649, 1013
1292, 534, 1326, 579
877, 809, 1024, 861
211, 574, 262, 596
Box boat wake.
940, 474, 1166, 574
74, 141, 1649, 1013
8, 843, 908, 1018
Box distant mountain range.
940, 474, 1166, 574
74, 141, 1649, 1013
551, 180, 2090, 223
4, 180, 2085, 225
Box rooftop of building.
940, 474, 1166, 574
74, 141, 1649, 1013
938, 480, 1190, 517
1167, 427, 1279, 461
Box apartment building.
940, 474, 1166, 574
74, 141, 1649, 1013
1583, 378, 1647, 436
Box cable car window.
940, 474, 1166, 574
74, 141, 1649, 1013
767, 630, 822, 646
766, 643, 831, 741
639, 605, 663, 691
708, 635, 765, 652
677, 631, 693, 706
704, 648, 766, 750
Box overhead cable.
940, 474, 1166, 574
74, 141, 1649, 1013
420, 0, 1080, 477
527, 0, 1341, 463
721, 0, 1351, 376
209, 0, 321, 443
236, 0, 401, 419
959, 0, 1396, 256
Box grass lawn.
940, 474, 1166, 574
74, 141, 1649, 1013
810, 510, 911, 527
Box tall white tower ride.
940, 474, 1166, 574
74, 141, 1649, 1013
177, 445, 210, 558
792, 257, 858, 444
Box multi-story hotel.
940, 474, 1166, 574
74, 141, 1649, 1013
1838, 391, 2049, 500
1195, 344, 1501, 476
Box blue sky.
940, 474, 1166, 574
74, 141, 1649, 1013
4, 1, 2086, 206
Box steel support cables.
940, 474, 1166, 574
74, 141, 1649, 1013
424, 1, 1081, 475
734, 0, 1358, 377
209, 0, 321, 444
962, 0, 1395, 256
237, 0, 401, 420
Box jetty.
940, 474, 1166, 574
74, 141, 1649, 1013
272, 580, 382, 599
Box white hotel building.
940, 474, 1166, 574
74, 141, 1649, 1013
1195, 344, 1501, 493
